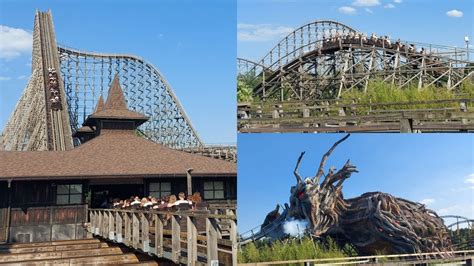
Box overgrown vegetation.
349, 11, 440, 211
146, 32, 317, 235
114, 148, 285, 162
341, 80, 474, 107
238, 237, 357, 263
237, 72, 261, 103
237, 74, 474, 106
449, 228, 474, 251
237, 79, 253, 103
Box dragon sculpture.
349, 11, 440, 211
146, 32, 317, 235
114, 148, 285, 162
262, 134, 453, 255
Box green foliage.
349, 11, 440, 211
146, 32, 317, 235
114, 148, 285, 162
449, 228, 474, 250
342, 243, 358, 257
460, 80, 474, 99
238, 237, 351, 263
238, 71, 261, 89
237, 71, 265, 103
237, 79, 253, 103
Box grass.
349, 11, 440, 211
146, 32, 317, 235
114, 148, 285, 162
342, 80, 474, 106
335, 80, 474, 115
238, 237, 357, 264
237, 76, 474, 107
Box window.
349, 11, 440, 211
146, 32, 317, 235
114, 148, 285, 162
149, 182, 171, 198
203, 181, 224, 199
56, 184, 83, 205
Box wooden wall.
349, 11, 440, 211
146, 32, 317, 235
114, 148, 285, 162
2, 176, 237, 243
0, 182, 8, 242
7, 181, 87, 243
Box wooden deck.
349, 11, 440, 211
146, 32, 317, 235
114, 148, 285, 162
0, 238, 159, 265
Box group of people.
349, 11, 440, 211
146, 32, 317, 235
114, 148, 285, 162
104, 192, 205, 211
48, 67, 61, 109
320, 31, 426, 55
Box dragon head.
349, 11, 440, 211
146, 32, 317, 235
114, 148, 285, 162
288, 134, 358, 236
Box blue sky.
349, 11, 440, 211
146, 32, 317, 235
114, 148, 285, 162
238, 134, 474, 233
238, 0, 473, 61
0, 0, 236, 144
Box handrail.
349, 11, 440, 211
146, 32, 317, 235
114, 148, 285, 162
239, 98, 474, 109
257, 20, 358, 67
239, 249, 474, 265
238, 98, 474, 133
258, 38, 473, 74
88, 208, 237, 265
88, 208, 236, 220
252, 19, 473, 70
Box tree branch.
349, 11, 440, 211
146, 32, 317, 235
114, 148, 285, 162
322, 160, 358, 189
314, 134, 350, 185
294, 151, 305, 183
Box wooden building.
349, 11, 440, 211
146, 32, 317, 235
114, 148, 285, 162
0, 76, 236, 243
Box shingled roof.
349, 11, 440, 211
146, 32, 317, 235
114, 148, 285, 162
0, 76, 236, 180
0, 132, 236, 180
84, 75, 149, 126
73, 96, 103, 138
95, 95, 105, 112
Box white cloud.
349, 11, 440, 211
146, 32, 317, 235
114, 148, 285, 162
420, 198, 435, 205
237, 23, 294, 42
384, 3, 395, 8
352, 0, 380, 7
0, 76, 11, 81
394, 0, 402, 3
446, 10, 463, 18
17, 75, 27, 80
465, 173, 474, 184
339, 6, 357, 15
365, 8, 374, 14
0, 25, 32, 60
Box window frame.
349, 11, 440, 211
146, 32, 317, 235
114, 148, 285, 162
203, 181, 225, 200
56, 183, 83, 205
148, 182, 172, 198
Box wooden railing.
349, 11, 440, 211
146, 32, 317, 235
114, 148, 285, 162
238, 98, 474, 133
88, 208, 237, 265
181, 145, 237, 163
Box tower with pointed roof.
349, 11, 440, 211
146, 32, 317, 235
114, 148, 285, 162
74, 75, 149, 143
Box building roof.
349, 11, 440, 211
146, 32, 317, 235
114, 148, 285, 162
84, 76, 148, 125
73, 126, 94, 136
0, 75, 236, 180
0, 131, 236, 180
95, 95, 105, 112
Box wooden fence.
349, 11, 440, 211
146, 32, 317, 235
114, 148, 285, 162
238, 98, 474, 133
88, 208, 237, 266
238, 249, 474, 265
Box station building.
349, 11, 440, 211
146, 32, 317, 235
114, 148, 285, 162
0, 77, 237, 243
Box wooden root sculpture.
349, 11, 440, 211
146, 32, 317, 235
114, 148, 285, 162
285, 134, 453, 255
262, 204, 281, 230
